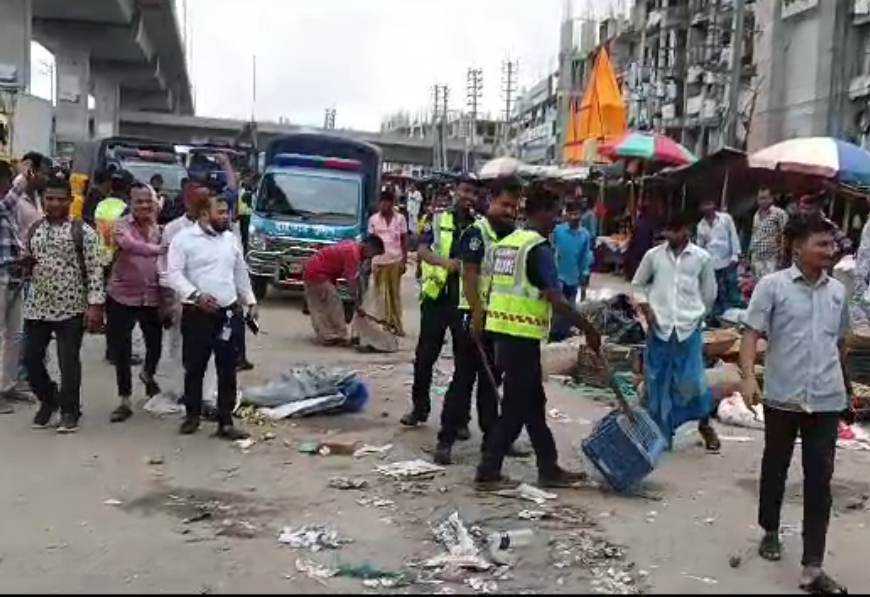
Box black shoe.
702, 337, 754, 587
236, 360, 255, 372
433, 442, 453, 465
110, 404, 133, 423
57, 413, 80, 434
538, 465, 589, 489
130, 354, 143, 366
456, 426, 471, 442
400, 411, 427, 427
474, 470, 519, 492
32, 403, 57, 428
139, 372, 161, 397
180, 416, 200, 435
215, 424, 250, 441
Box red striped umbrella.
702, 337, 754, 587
600, 131, 698, 167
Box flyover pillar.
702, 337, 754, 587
0, 0, 32, 91
54, 45, 90, 149
92, 75, 120, 139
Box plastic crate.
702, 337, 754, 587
581, 408, 667, 493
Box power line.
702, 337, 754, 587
466, 68, 483, 171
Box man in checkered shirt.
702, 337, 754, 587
749, 187, 788, 279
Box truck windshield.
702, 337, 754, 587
257, 170, 361, 224
122, 161, 187, 194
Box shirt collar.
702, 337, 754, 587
788, 264, 829, 287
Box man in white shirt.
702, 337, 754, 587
167, 193, 256, 440
696, 199, 743, 323
632, 213, 721, 452
406, 184, 422, 237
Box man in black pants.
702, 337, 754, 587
434, 180, 521, 464
740, 214, 850, 595
167, 193, 256, 440
401, 180, 478, 431
25, 173, 105, 433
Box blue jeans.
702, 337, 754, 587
549, 282, 578, 342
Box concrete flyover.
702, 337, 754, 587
0, 0, 192, 151
119, 110, 495, 167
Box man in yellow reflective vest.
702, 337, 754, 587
434, 179, 522, 465
475, 188, 602, 490
401, 178, 478, 428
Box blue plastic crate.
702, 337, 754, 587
581, 408, 667, 493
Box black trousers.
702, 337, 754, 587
24, 316, 84, 417
479, 336, 558, 475
181, 305, 240, 426
438, 313, 500, 445
410, 298, 462, 420
107, 297, 162, 397
238, 215, 250, 255
759, 406, 839, 568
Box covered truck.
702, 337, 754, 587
246, 133, 382, 311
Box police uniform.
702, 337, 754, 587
477, 228, 564, 480
404, 207, 475, 424
436, 217, 511, 449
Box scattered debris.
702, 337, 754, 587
845, 494, 869, 511
103, 498, 124, 507
297, 441, 321, 455
234, 438, 255, 451
294, 558, 338, 582
719, 435, 755, 443
549, 530, 637, 594
262, 432, 277, 441
702, 517, 716, 526
319, 441, 359, 456
729, 555, 742, 569
682, 573, 718, 585
518, 509, 550, 521
465, 577, 498, 593
337, 562, 414, 588
277, 525, 351, 551
548, 408, 572, 423
353, 443, 394, 458
426, 511, 491, 572
328, 477, 369, 490
356, 496, 396, 509
494, 483, 558, 505
147, 456, 165, 466
376, 460, 445, 479
244, 366, 367, 419
143, 393, 184, 417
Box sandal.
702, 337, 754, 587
799, 571, 848, 595
758, 533, 782, 562
699, 424, 721, 453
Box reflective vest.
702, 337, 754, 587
485, 229, 552, 340
420, 211, 456, 301
458, 217, 498, 311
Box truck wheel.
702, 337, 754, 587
251, 276, 269, 300
343, 302, 355, 324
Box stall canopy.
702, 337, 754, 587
564, 48, 627, 164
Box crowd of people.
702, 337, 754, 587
0, 151, 258, 441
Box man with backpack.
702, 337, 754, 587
24, 172, 105, 433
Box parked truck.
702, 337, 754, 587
246, 133, 382, 317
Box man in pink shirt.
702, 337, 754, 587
106, 183, 165, 422
303, 236, 385, 345
368, 189, 408, 335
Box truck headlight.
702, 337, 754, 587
249, 229, 267, 251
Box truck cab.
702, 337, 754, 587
246, 134, 382, 304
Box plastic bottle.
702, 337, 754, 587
487, 529, 534, 550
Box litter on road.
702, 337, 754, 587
353, 443, 393, 458
375, 459, 445, 479
327, 477, 368, 490
294, 558, 338, 582
494, 483, 558, 505
277, 525, 352, 551
103, 498, 124, 507
243, 366, 369, 420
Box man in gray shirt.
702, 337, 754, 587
740, 215, 849, 595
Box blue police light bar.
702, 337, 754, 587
272, 153, 362, 172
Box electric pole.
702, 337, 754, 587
466, 68, 483, 172
501, 59, 518, 147
441, 84, 450, 170
725, 0, 747, 147
431, 83, 449, 170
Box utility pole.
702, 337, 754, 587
725, 0, 747, 147
432, 84, 449, 170
466, 68, 483, 172
501, 59, 518, 147
441, 84, 450, 170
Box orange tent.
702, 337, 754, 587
563, 47, 627, 164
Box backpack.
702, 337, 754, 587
24, 218, 88, 292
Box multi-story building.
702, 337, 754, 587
511, 72, 559, 164
750, 0, 870, 151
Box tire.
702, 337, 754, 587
251, 276, 269, 301
343, 302, 355, 324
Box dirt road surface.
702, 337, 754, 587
1, 274, 868, 594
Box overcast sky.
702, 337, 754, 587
29, 0, 628, 131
